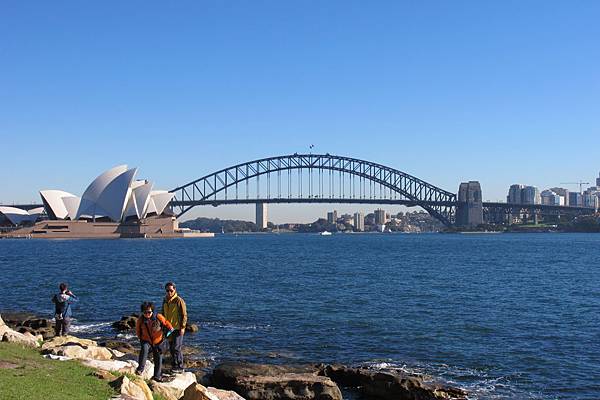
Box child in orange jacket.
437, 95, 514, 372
135, 301, 174, 381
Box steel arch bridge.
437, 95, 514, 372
170, 154, 458, 226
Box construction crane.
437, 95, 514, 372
560, 181, 590, 194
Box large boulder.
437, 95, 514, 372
182, 384, 246, 400
2, 313, 55, 339
207, 387, 246, 400
0, 314, 41, 347
150, 372, 197, 400
81, 358, 155, 381
113, 314, 138, 331
99, 339, 137, 354
111, 375, 153, 400
41, 335, 113, 360
182, 383, 220, 400
210, 363, 341, 400
21, 318, 51, 330
41, 335, 98, 350
53, 344, 114, 360
322, 365, 467, 400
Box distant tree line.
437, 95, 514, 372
296, 218, 338, 233
180, 217, 259, 233
562, 216, 600, 233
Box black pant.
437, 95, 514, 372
54, 317, 71, 336
137, 341, 163, 379
168, 330, 184, 369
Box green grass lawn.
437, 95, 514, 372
0, 342, 117, 400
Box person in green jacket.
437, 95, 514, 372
162, 281, 187, 373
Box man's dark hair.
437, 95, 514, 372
165, 282, 176, 290
140, 301, 155, 312
59, 283, 68, 292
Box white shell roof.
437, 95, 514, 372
40, 165, 172, 223
133, 182, 154, 219
94, 168, 138, 222
62, 196, 81, 220
148, 191, 174, 216
40, 190, 78, 220
28, 207, 45, 216
0, 206, 37, 225
76, 165, 128, 220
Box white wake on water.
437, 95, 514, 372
363, 360, 529, 400
69, 321, 112, 333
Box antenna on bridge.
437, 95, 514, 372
309, 144, 314, 154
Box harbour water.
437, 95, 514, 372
1, 233, 599, 399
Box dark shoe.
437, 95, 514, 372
152, 376, 164, 383
171, 368, 184, 374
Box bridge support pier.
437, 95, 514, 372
256, 202, 268, 230
456, 181, 483, 228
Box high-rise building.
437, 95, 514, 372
522, 186, 541, 205
550, 187, 570, 206
583, 188, 599, 209
507, 184, 524, 203
327, 210, 338, 224
374, 209, 386, 225
569, 192, 583, 207
596, 172, 600, 188
540, 190, 553, 205
507, 184, 540, 205
353, 212, 364, 231
541, 190, 565, 206
256, 202, 268, 229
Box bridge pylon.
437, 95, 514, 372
456, 181, 483, 227
256, 202, 268, 230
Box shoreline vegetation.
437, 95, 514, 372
0, 312, 467, 400
180, 212, 443, 234
445, 215, 600, 233
180, 215, 600, 234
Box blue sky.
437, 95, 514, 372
1, 1, 599, 222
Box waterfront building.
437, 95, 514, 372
522, 186, 541, 205
569, 192, 583, 207
2, 166, 212, 239
327, 210, 338, 224
353, 212, 364, 231
550, 187, 570, 206
374, 208, 386, 225
40, 165, 174, 223
541, 190, 564, 206
540, 190, 552, 205
507, 184, 524, 203
583, 189, 599, 210
340, 213, 353, 225
507, 184, 540, 205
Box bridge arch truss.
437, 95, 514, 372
170, 154, 458, 226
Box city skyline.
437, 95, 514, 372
2, 2, 599, 222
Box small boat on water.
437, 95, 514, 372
320, 231, 332, 236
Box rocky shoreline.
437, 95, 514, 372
1, 312, 467, 400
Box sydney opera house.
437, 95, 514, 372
1, 165, 209, 238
